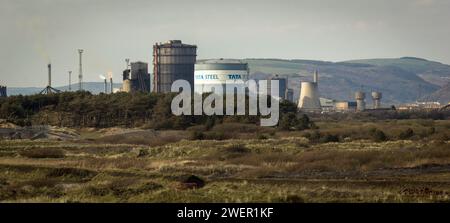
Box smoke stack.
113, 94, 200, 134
313, 70, 318, 83
48, 64, 52, 87
68, 71, 72, 91
108, 71, 113, 94
104, 79, 107, 93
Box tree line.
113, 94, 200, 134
0, 91, 313, 130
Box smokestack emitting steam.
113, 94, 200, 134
108, 71, 113, 94
99, 75, 107, 93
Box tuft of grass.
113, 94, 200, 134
46, 167, 97, 180
19, 148, 65, 159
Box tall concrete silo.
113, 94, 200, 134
153, 40, 197, 93
355, 91, 366, 111
298, 70, 321, 112
371, 92, 382, 109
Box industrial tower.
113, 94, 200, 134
298, 70, 321, 112
40, 63, 61, 94
78, 49, 84, 91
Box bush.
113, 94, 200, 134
205, 131, 229, 140
223, 144, 250, 154
46, 167, 96, 179
398, 128, 414, 139
257, 133, 268, 140
302, 130, 321, 143
371, 129, 387, 142
279, 113, 314, 131
319, 134, 340, 143
179, 175, 206, 189
19, 148, 65, 159
190, 131, 205, 140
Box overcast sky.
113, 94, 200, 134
1, 0, 450, 87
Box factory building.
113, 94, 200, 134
267, 75, 287, 100
194, 59, 249, 94
153, 40, 197, 93
0, 85, 6, 98
320, 97, 334, 112
334, 101, 357, 112
298, 70, 321, 112
286, 88, 294, 102
398, 102, 441, 111
122, 61, 151, 93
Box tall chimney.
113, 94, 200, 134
48, 64, 52, 87
313, 70, 318, 84
68, 71, 72, 91
110, 77, 113, 94
103, 79, 107, 94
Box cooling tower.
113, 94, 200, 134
298, 82, 321, 112
355, 91, 366, 111
371, 92, 382, 109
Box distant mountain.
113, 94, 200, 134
244, 57, 450, 104
5, 57, 450, 105
7, 82, 123, 96
421, 83, 450, 104
343, 57, 450, 87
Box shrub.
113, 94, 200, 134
190, 131, 205, 140
46, 167, 96, 179
178, 175, 205, 189
257, 133, 268, 140
303, 130, 321, 143
279, 113, 314, 131
19, 148, 65, 159
224, 144, 250, 154
319, 134, 340, 143
398, 128, 414, 139
371, 129, 387, 142
205, 131, 229, 140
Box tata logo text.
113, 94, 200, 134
195, 74, 242, 80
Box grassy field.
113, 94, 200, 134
0, 119, 449, 203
